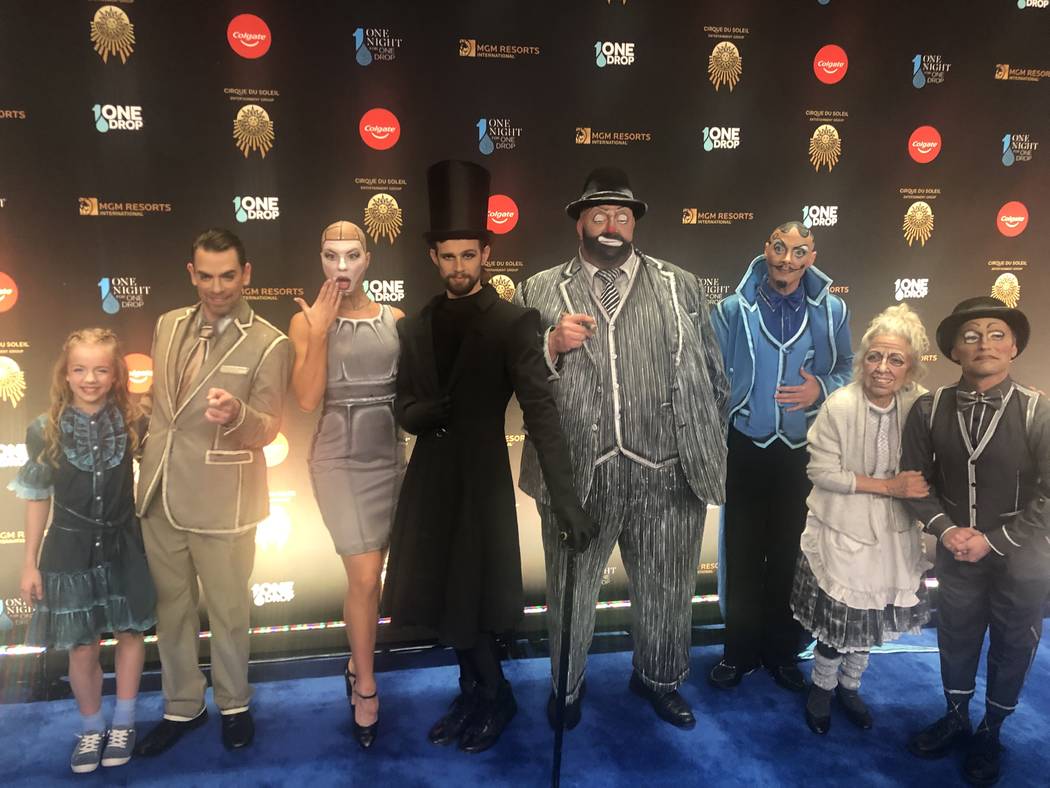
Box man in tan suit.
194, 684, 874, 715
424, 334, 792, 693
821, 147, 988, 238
135, 228, 292, 755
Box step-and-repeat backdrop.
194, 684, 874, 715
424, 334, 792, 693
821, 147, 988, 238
0, 0, 1047, 650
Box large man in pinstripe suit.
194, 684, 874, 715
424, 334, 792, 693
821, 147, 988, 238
514, 168, 729, 730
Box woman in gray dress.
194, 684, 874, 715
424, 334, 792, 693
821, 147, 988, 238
290, 221, 404, 749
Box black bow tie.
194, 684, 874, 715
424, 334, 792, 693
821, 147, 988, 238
957, 390, 1003, 412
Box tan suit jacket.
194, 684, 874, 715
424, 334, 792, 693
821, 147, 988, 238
137, 298, 292, 533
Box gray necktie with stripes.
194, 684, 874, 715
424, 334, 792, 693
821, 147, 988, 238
595, 268, 621, 317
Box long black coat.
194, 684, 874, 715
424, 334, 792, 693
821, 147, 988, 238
383, 285, 583, 648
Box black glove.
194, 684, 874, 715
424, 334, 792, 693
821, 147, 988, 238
556, 507, 597, 553
401, 396, 451, 435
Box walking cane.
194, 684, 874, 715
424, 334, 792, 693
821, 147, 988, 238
551, 546, 577, 788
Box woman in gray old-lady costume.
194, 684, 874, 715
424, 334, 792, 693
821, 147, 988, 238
791, 303, 932, 736
289, 221, 404, 749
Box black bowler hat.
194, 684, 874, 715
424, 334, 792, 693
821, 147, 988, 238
424, 160, 491, 245
565, 166, 647, 220
936, 296, 1030, 361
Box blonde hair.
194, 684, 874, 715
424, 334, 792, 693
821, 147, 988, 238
852, 303, 930, 384
42, 328, 140, 467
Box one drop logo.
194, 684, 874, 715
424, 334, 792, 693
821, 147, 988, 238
894, 278, 929, 301
702, 126, 740, 151
908, 126, 942, 163
93, 104, 143, 132
813, 44, 848, 84
1002, 134, 1015, 166
912, 54, 926, 88
477, 118, 494, 155
996, 201, 1029, 237
487, 194, 519, 234
353, 27, 373, 65
802, 205, 838, 228
233, 196, 280, 222
595, 41, 634, 68
98, 277, 120, 314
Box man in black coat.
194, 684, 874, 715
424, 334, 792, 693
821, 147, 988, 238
383, 160, 594, 754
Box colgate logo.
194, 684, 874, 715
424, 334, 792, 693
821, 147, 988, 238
487, 194, 519, 234
359, 108, 400, 150
908, 125, 942, 163
813, 45, 848, 84
0, 272, 18, 313
996, 201, 1029, 237
227, 15, 271, 59
124, 353, 153, 394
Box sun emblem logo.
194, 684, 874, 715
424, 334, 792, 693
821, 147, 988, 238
0, 356, 26, 407
459, 39, 476, 57
708, 42, 742, 91
809, 124, 841, 172
91, 6, 135, 64
991, 273, 1020, 308
233, 105, 275, 158
489, 274, 516, 302
575, 127, 591, 145
363, 193, 403, 245
902, 201, 935, 247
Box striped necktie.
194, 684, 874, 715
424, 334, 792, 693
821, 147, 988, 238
595, 268, 621, 317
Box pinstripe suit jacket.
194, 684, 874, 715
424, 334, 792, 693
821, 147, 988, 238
513, 253, 729, 506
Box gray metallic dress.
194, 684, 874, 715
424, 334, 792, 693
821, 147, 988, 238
309, 304, 404, 555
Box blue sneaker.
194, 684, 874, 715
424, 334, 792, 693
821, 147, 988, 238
101, 725, 136, 767
70, 730, 105, 773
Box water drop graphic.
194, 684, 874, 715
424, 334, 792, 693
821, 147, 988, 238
1018, 0, 1027, 9
98, 279, 120, 314
802, 207, 813, 228
93, 104, 109, 133
356, 46, 373, 66
912, 69, 926, 89
595, 42, 607, 68
702, 128, 713, 152
479, 134, 494, 155
1002, 134, 1015, 166
236, 207, 249, 222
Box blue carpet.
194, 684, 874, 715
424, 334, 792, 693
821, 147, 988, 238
2, 629, 1048, 786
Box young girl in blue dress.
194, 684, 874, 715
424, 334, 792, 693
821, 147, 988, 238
12, 328, 156, 773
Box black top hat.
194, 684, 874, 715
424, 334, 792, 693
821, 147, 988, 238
935, 296, 1030, 361
565, 166, 647, 220
424, 160, 491, 244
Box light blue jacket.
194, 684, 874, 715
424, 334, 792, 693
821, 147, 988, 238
712, 256, 853, 448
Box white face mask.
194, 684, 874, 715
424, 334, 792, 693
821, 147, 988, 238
320, 239, 369, 294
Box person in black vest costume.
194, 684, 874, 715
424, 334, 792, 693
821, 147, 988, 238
902, 297, 1050, 786
513, 167, 729, 730
383, 160, 595, 754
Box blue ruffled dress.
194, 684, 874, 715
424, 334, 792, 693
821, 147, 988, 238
8, 404, 156, 649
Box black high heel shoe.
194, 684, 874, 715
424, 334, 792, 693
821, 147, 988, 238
344, 665, 356, 707
352, 688, 379, 750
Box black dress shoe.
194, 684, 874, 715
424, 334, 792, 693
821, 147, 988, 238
767, 664, 806, 693
459, 681, 518, 754
629, 672, 695, 730
134, 709, 208, 757
836, 686, 873, 730
708, 659, 758, 689
428, 680, 479, 746
805, 686, 832, 735
546, 680, 586, 731
352, 688, 379, 750
962, 728, 1002, 786
908, 713, 971, 759
221, 710, 255, 750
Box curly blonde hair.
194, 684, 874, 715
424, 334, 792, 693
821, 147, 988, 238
852, 303, 931, 385
42, 328, 140, 467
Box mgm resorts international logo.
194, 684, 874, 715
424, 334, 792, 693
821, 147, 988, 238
91, 5, 135, 64
902, 201, 934, 247
252, 581, 295, 607
802, 205, 838, 227
233, 104, 275, 158
809, 124, 841, 172
477, 117, 522, 155
0, 356, 26, 407
458, 38, 540, 60
363, 279, 406, 303
995, 63, 1050, 83
575, 127, 651, 147
702, 126, 740, 151
708, 42, 742, 91
1002, 133, 1039, 166
93, 103, 143, 132
234, 196, 280, 222
354, 27, 402, 65
99, 276, 151, 314
912, 54, 951, 88
363, 193, 403, 245
894, 278, 929, 301
682, 210, 754, 226
595, 41, 635, 67
79, 197, 172, 218
992, 273, 1021, 308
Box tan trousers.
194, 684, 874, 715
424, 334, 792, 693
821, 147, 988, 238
141, 497, 256, 719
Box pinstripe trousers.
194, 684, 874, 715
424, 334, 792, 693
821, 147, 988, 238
539, 454, 705, 702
